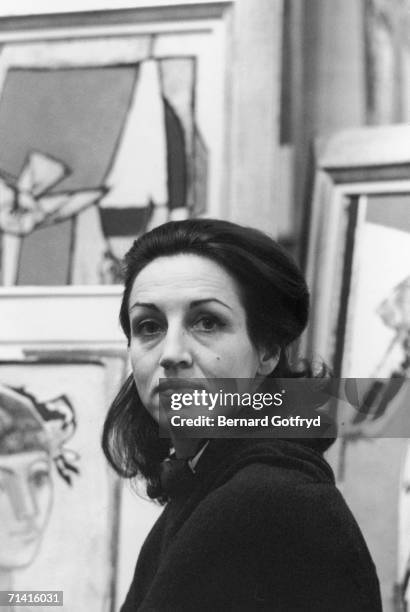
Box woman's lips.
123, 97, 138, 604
155, 380, 207, 395
158, 387, 198, 397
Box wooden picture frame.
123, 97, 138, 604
302, 123, 410, 608
0, 0, 285, 288
303, 124, 410, 377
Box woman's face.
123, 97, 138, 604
128, 254, 277, 420
0, 450, 53, 570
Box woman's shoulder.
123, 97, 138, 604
193, 458, 366, 556
174, 460, 381, 610
195, 438, 337, 513
206, 464, 378, 580
136, 447, 381, 612
182, 439, 369, 558
204, 459, 341, 516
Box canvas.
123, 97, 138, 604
0, 356, 125, 612
0, 12, 227, 286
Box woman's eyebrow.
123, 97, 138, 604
130, 298, 232, 311
190, 298, 232, 310
129, 302, 160, 312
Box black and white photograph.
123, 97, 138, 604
0, 1, 409, 610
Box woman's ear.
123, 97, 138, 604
257, 345, 280, 376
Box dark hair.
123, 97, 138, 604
102, 219, 333, 500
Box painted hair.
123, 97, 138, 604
0, 386, 49, 455
0, 384, 79, 485
102, 219, 333, 501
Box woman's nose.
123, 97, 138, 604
159, 327, 193, 370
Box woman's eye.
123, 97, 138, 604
134, 320, 162, 337
193, 315, 221, 332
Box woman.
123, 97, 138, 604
102, 219, 382, 611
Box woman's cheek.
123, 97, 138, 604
130, 342, 147, 370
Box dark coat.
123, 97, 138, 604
120, 439, 382, 611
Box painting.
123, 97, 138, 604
0, 384, 77, 574
334, 193, 410, 437
303, 127, 410, 434
303, 124, 410, 608
0, 356, 125, 612
0, 7, 227, 285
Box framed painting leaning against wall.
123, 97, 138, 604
302, 124, 410, 610
0, 4, 229, 286
0, 355, 126, 612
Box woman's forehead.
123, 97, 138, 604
129, 254, 241, 306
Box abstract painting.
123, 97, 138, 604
0, 30, 211, 285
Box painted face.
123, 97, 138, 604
128, 254, 277, 421
0, 450, 53, 569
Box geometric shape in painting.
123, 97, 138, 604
192, 124, 209, 216
0, 67, 138, 190
366, 193, 410, 234
101, 59, 167, 209
17, 219, 73, 285
98, 58, 168, 267
99, 204, 153, 238
0, 149, 106, 285
0, 50, 209, 285
160, 58, 195, 207
163, 97, 187, 209
0, 151, 105, 236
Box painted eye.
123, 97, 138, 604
30, 470, 50, 488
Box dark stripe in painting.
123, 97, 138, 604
163, 96, 187, 210
99, 205, 152, 236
